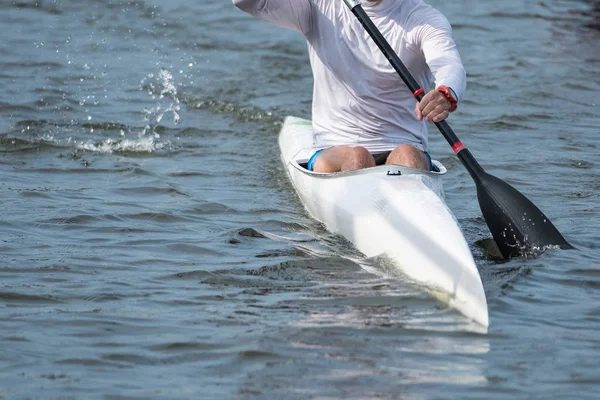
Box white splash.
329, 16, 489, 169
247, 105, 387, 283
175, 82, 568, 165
76, 68, 181, 154
141, 68, 181, 135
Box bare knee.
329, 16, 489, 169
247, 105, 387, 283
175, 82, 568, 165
341, 146, 375, 171
386, 144, 429, 170
313, 146, 375, 173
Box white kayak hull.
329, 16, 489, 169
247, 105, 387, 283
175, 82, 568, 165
279, 116, 489, 327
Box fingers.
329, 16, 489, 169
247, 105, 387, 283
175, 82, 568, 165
431, 109, 449, 123
415, 90, 451, 122
414, 102, 422, 121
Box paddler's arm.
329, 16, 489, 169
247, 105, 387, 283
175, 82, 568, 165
232, 0, 314, 35
412, 11, 467, 123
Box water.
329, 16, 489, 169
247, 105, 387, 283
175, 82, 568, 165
1, 0, 598, 398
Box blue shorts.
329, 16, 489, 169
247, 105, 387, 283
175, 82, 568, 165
307, 148, 434, 172
307, 149, 324, 171
424, 152, 433, 172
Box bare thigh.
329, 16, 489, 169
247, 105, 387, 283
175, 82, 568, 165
385, 144, 430, 170
313, 146, 375, 173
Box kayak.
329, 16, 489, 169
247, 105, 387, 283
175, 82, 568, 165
279, 116, 489, 327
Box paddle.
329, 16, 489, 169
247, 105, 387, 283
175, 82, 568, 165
343, 0, 572, 259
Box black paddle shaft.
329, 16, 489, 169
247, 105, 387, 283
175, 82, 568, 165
345, 1, 572, 258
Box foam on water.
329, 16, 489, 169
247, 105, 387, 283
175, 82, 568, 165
75, 136, 167, 153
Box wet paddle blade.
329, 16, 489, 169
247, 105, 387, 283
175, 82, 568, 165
476, 172, 573, 259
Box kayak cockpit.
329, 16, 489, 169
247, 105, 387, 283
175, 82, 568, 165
293, 150, 446, 176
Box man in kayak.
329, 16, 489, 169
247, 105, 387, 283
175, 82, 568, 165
232, 0, 465, 173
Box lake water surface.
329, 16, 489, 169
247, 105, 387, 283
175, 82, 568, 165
1, 0, 599, 398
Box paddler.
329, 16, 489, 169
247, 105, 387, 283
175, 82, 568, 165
232, 0, 465, 173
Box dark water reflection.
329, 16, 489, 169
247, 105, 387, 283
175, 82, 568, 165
583, 0, 600, 30
0, 0, 598, 398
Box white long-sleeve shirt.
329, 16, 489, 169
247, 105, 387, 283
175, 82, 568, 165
233, 0, 466, 152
